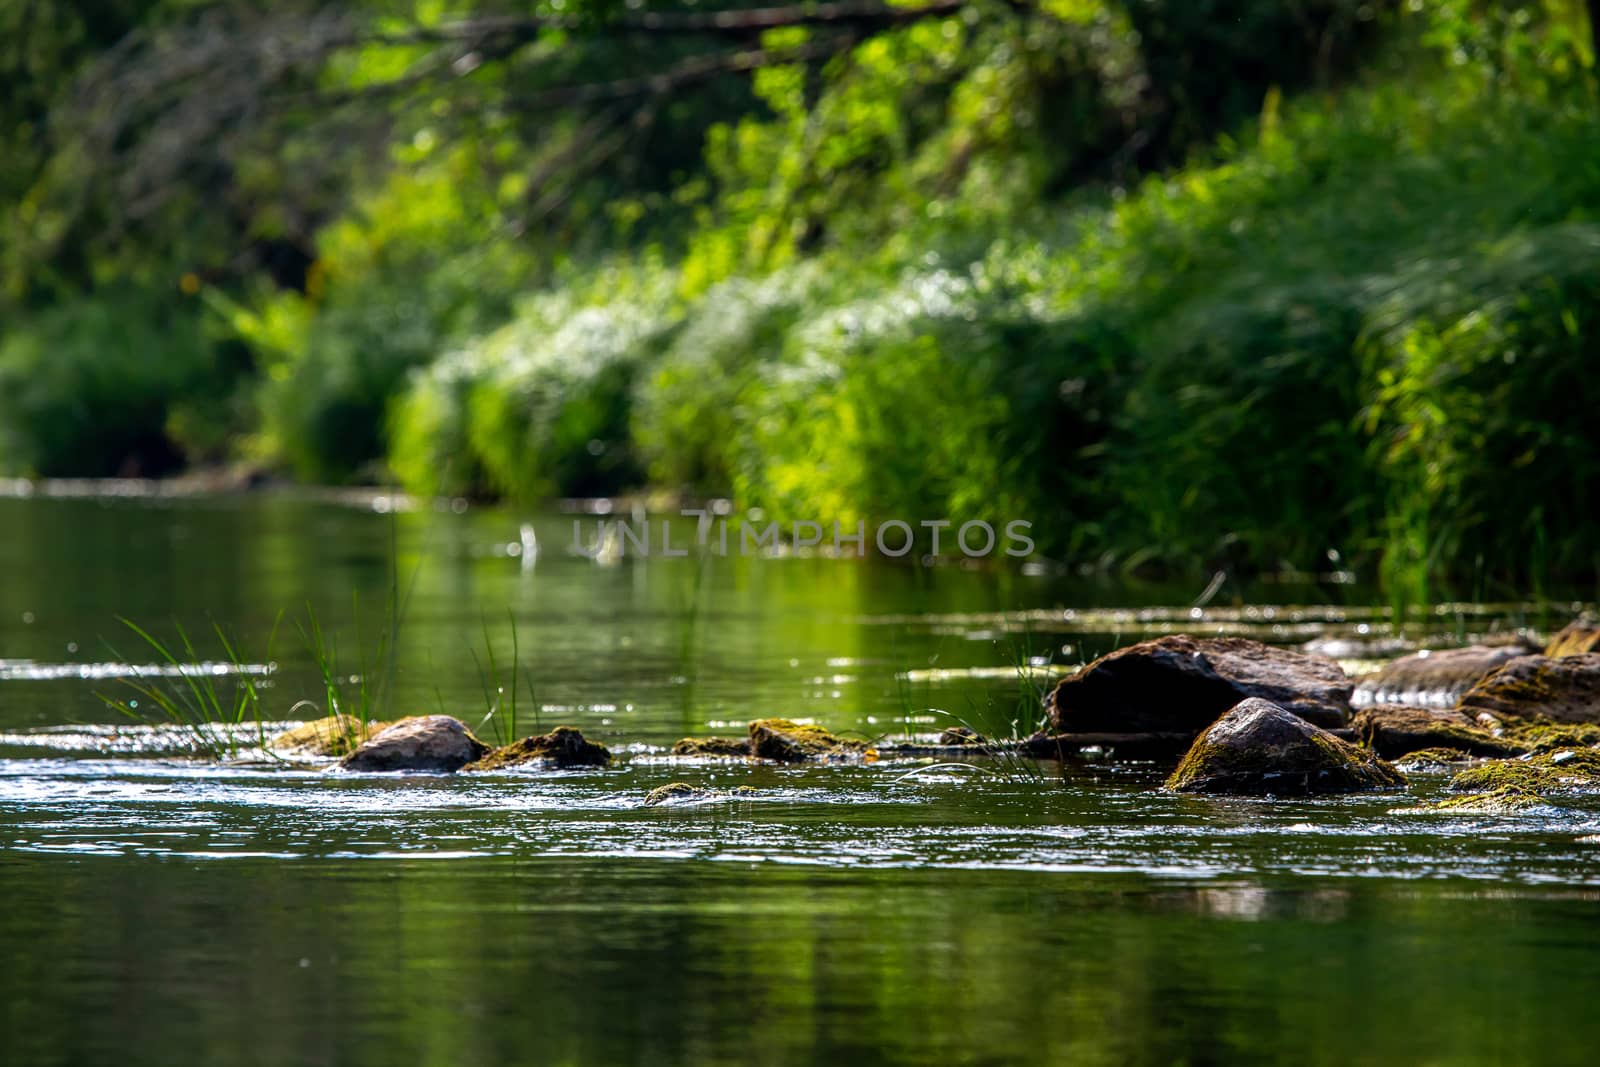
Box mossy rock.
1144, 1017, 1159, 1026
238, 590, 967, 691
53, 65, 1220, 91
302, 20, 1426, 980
938, 726, 986, 746
1353, 645, 1533, 708
1545, 620, 1600, 658
1425, 786, 1546, 814
338, 715, 490, 773
1046, 634, 1351, 736
640, 782, 759, 807
1447, 748, 1600, 798
461, 726, 610, 771
268, 716, 389, 758
1501, 719, 1600, 754
747, 718, 865, 762
1350, 705, 1522, 759
671, 736, 752, 757
1456, 654, 1600, 724
1392, 747, 1477, 771
671, 719, 864, 762
1166, 698, 1404, 796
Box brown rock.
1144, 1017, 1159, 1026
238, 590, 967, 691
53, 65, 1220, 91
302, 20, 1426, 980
462, 726, 610, 771
671, 736, 752, 757
747, 718, 865, 762
1353, 645, 1532, 709
1456, 654, 1600, 724
1350, 704, 1522, 759
1046, 635, 1350, 735
338, 715, 490, 773
1165, 698, 1404, 796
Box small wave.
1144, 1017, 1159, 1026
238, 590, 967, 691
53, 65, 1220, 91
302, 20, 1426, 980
0, 659, 275, 682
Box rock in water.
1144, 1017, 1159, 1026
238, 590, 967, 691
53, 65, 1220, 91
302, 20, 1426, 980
1045, 635, 1351, 735
461, 726, 610, 771
1545, 620, 1600, 658
269, 716, 389, 758
1456, 654, 1600, 724
747, 719, 865, 762
338, 715, 489, 773
1166, 698, 1404, 796
1350, 705, 1522, 759
671, 736, 753, 757
1353, 645, 1532, 708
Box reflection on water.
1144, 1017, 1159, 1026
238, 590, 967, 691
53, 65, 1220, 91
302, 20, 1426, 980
0, 492, 1597, 1065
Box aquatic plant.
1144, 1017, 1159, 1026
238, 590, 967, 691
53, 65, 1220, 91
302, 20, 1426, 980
100, 618, 274, 761
473, 613, 541, 749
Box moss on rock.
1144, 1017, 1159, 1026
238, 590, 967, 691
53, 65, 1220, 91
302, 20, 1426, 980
1447, 748, 1600, 797
640, 782, 759, 807
1427, 786, 1546, 814
1166, 697, 1404, 796
1456, 654, 1600, 724
1350, 704, 1521, 759
747, 718, 865, 762
670, 736, 752, 757
268, 715, 389, 758
1545, 620, 1600, 658
461, 726, 610, 771
1392, 747, 1476, 771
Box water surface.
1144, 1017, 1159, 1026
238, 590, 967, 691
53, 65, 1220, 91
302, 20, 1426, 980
1, 490, 1596, 1065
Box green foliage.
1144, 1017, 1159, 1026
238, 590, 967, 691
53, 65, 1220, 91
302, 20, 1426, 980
8, 0, 1600, 589
0, 288, 242, 476
390, 266, 681, 500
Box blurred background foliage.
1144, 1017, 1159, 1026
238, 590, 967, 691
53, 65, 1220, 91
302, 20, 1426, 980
1, 0, 1597, 590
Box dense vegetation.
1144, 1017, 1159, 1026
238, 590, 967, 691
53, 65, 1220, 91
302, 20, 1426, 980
2, 1, 1598, 591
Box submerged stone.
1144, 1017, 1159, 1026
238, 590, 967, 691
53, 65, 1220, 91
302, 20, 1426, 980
1165, 697, 1404, 796
1456, 654, 1600, 724
1424, 786, 1546, 814
1545, 620, 1600, 658
268, 715, 389, 758
640, 782, 758, 807
461, 726, 610, 771
1350, 704, 1521, 760
1046, 635, 1351, 736
338, 715, 490, 773
1353, 645, 1533, 709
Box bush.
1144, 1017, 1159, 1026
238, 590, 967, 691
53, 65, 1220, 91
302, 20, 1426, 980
0, 289, 236, 477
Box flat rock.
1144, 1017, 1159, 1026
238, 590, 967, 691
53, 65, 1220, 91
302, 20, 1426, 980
1456, 654, 1600, 724
462, 726, 610, 771
1046, 635, 1351, 735
1350, 704, 1521, 759
1165, 697, 1404, 796
1353, 645, 1533, 708
338, 715, 489, 773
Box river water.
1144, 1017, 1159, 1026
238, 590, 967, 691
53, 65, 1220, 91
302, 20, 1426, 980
1, 490, 1597, 1065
